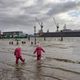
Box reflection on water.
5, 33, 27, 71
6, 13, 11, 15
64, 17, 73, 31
34, 61, 44, 80
13, 64, 26, 80
1, 38, 80, 80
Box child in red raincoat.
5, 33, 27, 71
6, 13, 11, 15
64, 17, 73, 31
33, 45, 45, 60
14, 45, 25, 64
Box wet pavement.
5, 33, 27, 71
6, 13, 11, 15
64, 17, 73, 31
0, 38, 80, 80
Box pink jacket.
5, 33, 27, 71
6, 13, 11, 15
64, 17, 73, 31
34, 47, 45, 55
14, 48, 22, 58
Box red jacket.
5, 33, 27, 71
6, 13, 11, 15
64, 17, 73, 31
34, 47, 45, 55
14, 48, 22, 58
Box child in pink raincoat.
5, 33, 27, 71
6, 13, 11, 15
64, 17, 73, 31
14, 45, 25, 64
33, 45, 45, 60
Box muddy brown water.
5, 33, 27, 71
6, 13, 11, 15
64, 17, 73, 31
0, 38, 80, 80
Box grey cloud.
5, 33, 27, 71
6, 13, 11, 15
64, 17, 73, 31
0, 0, 80, 33
77, 1, 80, 7
22, 1, 80, 21
0, 0, 23, 8
0, 15, 34, 26
46, 1, 78, 16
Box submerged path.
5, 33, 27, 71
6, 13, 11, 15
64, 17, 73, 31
0, 39, 80, 80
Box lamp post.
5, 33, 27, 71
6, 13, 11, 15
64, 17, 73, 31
34, 26, 36, 45
60, 30, 63, 41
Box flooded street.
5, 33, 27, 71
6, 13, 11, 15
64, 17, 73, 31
0, 37, 80, 80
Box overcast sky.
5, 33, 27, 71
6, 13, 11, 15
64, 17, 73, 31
0, 0, 80, 34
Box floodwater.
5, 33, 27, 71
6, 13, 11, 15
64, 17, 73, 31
0, 37, 80, 80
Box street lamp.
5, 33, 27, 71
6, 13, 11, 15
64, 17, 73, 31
34, 26, 36, 45
60, 30, 63, 41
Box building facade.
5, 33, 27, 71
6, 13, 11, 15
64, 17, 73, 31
3, 31, 27, 38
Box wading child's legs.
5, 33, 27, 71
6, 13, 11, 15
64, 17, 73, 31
19, 56, 25, 63
16, 57, 19, 64
16, 56, 25, 64
37, 54, 41, 60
